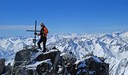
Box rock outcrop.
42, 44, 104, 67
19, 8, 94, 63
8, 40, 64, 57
0, 58, 5, 75
12, 49, 31, 74
3, 47, 109, 75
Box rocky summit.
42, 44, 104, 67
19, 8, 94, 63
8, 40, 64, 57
1, 46, 109, 75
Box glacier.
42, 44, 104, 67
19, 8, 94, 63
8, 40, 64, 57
0, 31, 128, 75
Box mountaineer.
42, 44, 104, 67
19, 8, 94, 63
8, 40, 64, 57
37, 22, 48, 52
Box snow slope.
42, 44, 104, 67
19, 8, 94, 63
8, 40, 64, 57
0, 31, 128, 75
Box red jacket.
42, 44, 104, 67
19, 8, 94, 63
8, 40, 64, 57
39, 27, 48, 37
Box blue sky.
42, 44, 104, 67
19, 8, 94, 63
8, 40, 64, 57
0, 0, 128, 37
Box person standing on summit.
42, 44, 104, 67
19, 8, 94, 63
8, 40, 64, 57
37, 22, 48, 52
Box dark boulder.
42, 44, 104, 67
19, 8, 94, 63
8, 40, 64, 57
36, 59, 53, 75
34, 50, 60, 63
34, 50, 61, 74
13, 49, 31, 74
5, 63, 12, 75
0, 58, 5, 74
74, 56, 109, 75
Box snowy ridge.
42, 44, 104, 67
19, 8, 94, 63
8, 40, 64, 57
0, 31, 128, 75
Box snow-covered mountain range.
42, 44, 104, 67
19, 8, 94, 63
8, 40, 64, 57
0, 31, 128, 75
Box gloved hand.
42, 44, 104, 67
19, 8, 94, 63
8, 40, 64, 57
34, 33, 37, 35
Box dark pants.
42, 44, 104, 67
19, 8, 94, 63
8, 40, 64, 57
37, 36, 47, 52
